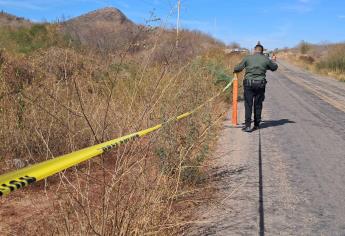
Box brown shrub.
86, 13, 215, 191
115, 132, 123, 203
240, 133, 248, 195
0, 43, 240, 234
0, 8, 241, 234
0, 53, 36, 92
316, 44, 345, 74
299, 55, 315, 64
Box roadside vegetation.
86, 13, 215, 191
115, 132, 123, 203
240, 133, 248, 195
0, 9, 243, 235
279, 41, 345, 82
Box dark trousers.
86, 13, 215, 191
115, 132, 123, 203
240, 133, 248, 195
244, 82, 266, 127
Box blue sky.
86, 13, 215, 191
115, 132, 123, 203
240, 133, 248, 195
0, 0, 345, 49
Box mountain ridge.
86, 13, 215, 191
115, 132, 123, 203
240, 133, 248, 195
60, 7, 140, 51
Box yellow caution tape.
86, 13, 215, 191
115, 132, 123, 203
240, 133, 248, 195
0, 79, 234, 197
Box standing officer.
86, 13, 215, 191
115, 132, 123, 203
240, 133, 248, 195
233, 42, 278, 132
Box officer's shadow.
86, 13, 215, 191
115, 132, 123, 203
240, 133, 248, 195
259, 119, 295, 129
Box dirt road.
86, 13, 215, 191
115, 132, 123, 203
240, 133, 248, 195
188, 61, 345, 235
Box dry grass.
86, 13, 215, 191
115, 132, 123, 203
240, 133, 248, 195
315, 44, 345, 81
0, 17, 242, 235
279, 43, 345, 82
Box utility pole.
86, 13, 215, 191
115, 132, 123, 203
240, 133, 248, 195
176, 0, 181, 48
213, 17, 217, 43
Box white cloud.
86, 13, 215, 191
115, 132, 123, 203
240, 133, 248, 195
281, 0, 315, 13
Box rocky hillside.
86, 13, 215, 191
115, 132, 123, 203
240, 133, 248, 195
0, 7, 224, 62
60, 7, 224, 62
61, 7, 141, 52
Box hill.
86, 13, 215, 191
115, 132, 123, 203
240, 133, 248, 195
0, 11, 32, 28
61, 7, 139, 52
60, 7, 224, 63
0, 8, 243, 235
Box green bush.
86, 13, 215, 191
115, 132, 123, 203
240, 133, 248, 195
0, 24, 71, 54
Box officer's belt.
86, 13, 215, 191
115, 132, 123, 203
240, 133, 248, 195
244, 79, 266, 87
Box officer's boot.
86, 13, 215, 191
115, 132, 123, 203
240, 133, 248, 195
252, 120, 260, 131
244, 126, 252, 132
242, 122, 252, 132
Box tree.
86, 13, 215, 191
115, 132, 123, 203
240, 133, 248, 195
299, 40, 311, 54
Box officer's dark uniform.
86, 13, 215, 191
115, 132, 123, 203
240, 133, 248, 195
234, 47, 278, 130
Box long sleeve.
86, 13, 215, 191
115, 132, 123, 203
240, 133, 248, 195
234, 57, 247, 73
267, 60, 278, 71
